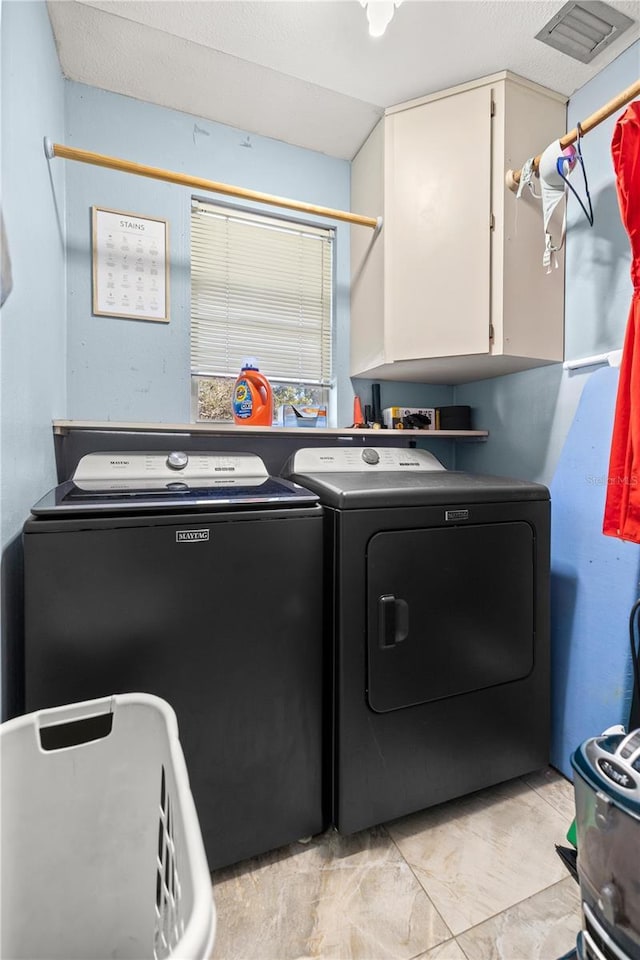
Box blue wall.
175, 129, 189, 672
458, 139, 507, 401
0, 0, 67, 717
457, 41, 640, 769
549, 366, 639, 773
63, 82, 355, 428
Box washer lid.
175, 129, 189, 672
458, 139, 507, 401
31, 451, 319, 516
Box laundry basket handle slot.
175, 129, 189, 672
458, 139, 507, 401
39, 711, 113, 751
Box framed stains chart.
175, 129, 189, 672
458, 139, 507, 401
92, 207, 169, 322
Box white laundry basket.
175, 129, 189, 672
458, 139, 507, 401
0, 693, 216, 960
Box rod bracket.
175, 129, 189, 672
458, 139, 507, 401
505, 169, 518, 192
43, 137, 54, 160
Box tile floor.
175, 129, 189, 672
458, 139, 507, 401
210, 768, 581, 960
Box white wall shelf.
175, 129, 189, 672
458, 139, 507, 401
52, 419, 488, 440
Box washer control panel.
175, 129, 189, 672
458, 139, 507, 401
73, 451, 270, 483
290, 447, 445, 473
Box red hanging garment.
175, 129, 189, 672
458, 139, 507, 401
603, 101, 640, 543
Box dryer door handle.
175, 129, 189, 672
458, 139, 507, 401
378, 595, 409, 649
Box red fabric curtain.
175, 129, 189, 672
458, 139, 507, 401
603, 101, 640, 543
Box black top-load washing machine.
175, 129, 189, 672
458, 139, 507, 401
285, 446, 551, 834
23, 450, 326, 869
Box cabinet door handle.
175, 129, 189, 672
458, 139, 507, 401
378, 595, 409, 649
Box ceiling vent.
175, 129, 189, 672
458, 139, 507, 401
535, 1, 635, 63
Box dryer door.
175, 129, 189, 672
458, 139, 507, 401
367, 522, 534, 713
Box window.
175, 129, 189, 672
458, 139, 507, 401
190, 199, 334, 422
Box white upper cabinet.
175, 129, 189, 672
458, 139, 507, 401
350, 72, 567, 384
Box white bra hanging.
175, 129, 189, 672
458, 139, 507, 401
516, 157, 540, 200
538, 139, 576, 273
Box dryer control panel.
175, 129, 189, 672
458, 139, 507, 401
289, 447, 445, 473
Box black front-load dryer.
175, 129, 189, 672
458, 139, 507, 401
285, 446, 550, 835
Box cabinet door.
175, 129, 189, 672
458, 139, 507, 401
386, 85, 493, 361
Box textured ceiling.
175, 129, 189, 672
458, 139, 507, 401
47, 0, 640, 159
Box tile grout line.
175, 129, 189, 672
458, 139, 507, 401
406, 937, 474, 960
454, 938, 473, 959
383, 814, 580, 952
404, 938, 473, 960
519, 773, 576, 821
381, 823, 455, 953
453, 875, 582, 940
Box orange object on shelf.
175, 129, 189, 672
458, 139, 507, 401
232, 358, 273, 427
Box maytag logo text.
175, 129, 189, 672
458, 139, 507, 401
445, 509, 470, 522
176, 529, 210, 543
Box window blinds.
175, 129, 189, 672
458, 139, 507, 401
191, 200, 333, 385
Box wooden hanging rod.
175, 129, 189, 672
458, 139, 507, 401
44, 138, 382, 230
506, 78, 640, 191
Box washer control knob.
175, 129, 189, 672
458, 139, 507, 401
167, 451, 189, 471
362, 448, 380, 465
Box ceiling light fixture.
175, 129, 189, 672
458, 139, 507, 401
360, 0, 403, 38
